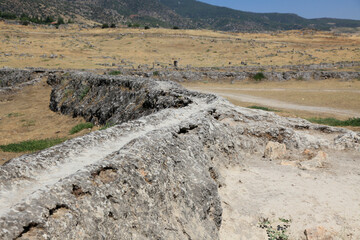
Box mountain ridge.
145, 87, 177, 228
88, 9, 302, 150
0, 0, 359, 31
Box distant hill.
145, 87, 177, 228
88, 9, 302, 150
1, 0, 360, 31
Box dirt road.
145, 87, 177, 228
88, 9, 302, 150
185, 86, 360, 118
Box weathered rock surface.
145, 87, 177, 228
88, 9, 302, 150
264, 141, 287, 160
47, 72, 197, 125
0, 71, 359, 239
0, 68, 46, 97
112, 61, 360, 82
0, 68, 45, 88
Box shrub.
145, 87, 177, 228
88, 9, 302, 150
69, 122, 94, 135
153, 71, 159, 76
0, 12, 17, 20
307, 117, 360, 127
109, 70, 122, 76
45, 16, 55, 24
144, 26, 150, 30
100, 122, 115, 130
173, 26, 179, 29
0, 138, 65, 152
57, 17, 65, 25
79, 86, 90, 100
102, 23, 109, 29
253, 72, 266, 81
110, 23, 116, 28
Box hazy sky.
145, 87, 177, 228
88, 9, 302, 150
200, 0, 360, 20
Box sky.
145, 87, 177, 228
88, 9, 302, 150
200, 0, 360, 20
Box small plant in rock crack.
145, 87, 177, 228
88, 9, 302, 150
259, 218, 290, 240
100, 122, 115, 130
79, 86, 90, 100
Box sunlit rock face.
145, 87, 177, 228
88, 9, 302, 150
0, 70, 359, 239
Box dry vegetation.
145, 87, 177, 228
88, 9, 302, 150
0, 22, 359, 69
0, 78, 99, 164
0, 22, 359, 163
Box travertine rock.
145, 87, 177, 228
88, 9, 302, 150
264, 141, 287, 160
0, 70, 359, 239
304, 226, 334, 240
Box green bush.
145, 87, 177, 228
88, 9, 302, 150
45, 16, 55, 23
79, 86, 90, 100
0, 12, 17, 20
109, 70, 122, 76
0, 138, 65, 153
253, 72, 266, 81
57, 17, 65, 25
110, 23, 116, 28
102, 23, 109, 29
100, 122, 115, 130
144, 26, 150, 30
69, 122, 94, 135
153, 71, 159, 76
307, 117, 360, 127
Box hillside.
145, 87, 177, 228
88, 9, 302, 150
0, 0, 360, 31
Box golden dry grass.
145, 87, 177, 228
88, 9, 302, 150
0, 22, 359, 163
0, 22, 359, 69
0, 79, 99, 164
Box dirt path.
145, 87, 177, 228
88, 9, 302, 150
200, 87, 360, 94
0, 99, 206, 217
219, 150, 360, 239
186, 87, 360, 118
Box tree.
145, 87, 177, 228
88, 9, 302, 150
57, 17, 65, 25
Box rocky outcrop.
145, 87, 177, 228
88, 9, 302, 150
0, 68, 37, 88
0, 71, 359, 239
121, 69, 360, 82
112, 61, 360, 82
0, 68, 46, 94
47, 72, 196, 125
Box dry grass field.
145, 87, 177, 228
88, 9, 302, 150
0, 79, 99, 164
0, 22, 359, 163
0, 22, 359, 69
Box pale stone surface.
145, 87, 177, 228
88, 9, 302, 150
299, 150, 328, 170
304, 226, 334, 240
0, 70, 359, 239
264, 141, 287, 160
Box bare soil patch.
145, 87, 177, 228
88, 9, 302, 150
183, 79, 360, 123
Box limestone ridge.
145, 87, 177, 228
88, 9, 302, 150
0, 70, 359, 239
47, 72, 196, 125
